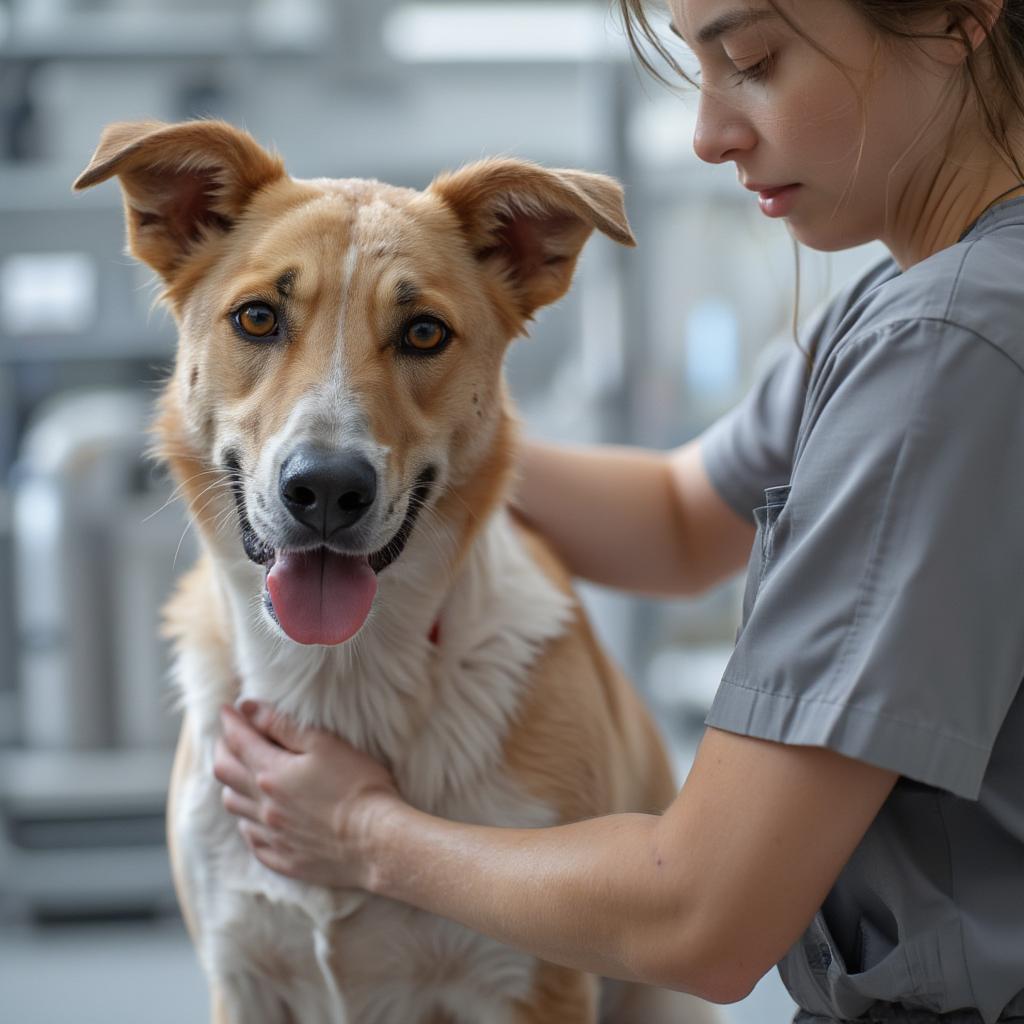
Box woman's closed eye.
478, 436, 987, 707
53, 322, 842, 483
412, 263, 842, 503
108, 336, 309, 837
731, 54, 775, 84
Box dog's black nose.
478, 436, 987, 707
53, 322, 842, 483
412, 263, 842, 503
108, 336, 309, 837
279, 445, 377, 537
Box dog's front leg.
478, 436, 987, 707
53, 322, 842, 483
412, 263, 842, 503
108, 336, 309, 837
168, 716, 295, 1024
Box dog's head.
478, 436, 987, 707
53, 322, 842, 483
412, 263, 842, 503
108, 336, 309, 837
75, 119, 634, 646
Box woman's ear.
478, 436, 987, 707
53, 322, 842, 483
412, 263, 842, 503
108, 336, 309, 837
945, 0, 1004, 54
429, 158, 635, 319
73, 119, 286, 282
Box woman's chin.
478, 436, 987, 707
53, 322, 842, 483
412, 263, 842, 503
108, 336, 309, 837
783, 207, 879, 254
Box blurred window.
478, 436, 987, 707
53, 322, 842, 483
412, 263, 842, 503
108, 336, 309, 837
1, 252, 97, 335
383, 2, 618, 62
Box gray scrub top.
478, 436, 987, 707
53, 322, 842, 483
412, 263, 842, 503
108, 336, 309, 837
699, 196, 1024, 1023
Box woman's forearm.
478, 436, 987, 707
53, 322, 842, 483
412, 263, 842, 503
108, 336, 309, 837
359, 799, 721, 1000
512, 439, 697, 595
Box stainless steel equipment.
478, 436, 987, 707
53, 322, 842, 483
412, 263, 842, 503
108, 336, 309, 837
1, 388, 192, 918
13, 388, 185, 750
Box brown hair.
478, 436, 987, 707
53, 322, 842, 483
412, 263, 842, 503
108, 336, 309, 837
617, 0, 1024, 363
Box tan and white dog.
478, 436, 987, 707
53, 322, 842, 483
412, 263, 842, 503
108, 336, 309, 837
74, 120, 719, 1024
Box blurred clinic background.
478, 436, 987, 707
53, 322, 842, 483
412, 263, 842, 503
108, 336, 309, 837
0, 1, 886, 1020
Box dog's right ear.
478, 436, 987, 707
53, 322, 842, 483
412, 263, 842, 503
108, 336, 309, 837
429, 158, 635, 321
73, 119, 285, 281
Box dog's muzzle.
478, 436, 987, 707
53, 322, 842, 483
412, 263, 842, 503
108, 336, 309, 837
224, 450, 435, 646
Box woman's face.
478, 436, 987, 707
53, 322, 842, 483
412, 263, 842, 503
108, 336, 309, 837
669, 0, 964, 253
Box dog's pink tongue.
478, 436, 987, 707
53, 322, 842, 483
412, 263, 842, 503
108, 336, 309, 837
267, 549, 377, 646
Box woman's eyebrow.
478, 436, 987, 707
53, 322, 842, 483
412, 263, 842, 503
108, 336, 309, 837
674, 8, 779, 47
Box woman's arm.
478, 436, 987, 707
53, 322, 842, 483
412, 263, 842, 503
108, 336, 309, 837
513, 438, 755, 596
217, 704, 897, 1004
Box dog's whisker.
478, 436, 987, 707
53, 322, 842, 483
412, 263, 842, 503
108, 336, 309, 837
398, 501, 455, 570
143, 470, 227, 522
173, 487, 236, 566
434, 481, 480, 522
178, 488, 236, 529
185, 478, 235, 508
171, 519, 194, 571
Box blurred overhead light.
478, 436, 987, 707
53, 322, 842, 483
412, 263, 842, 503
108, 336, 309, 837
383, 3, 623, 63
1, 253, 98, 335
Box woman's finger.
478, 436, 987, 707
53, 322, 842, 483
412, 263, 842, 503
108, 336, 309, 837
212, 739, 258, 800
221, 785, 262, 824
239, 819, 286, 853
250, 844, 300, 880
238, 822, 302, 879
240, 700, 309, 754
220, 704, 281, 773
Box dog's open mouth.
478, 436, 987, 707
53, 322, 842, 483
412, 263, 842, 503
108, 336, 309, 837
226, 460, 435, 646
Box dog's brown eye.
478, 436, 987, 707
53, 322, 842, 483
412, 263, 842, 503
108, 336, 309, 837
403, 317, 449, 353
235, 303, 278, 339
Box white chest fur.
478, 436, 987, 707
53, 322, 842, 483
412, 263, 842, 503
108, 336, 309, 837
171, 510, 574, 1023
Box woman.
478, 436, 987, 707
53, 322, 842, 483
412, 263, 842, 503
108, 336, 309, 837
214, 1, 1024, 1019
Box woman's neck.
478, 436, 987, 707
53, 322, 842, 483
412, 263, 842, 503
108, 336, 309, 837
883, 129, 1024, 269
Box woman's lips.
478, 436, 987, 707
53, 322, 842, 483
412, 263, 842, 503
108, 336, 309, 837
755, 183, 801, 218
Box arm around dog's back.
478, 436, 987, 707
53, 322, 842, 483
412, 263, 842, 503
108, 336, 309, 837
513, 438, 754, 596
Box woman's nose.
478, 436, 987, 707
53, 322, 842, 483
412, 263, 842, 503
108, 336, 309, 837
692, 90, 757, 164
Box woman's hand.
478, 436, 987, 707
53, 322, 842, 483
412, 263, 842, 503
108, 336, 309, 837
213, 701, 401, 889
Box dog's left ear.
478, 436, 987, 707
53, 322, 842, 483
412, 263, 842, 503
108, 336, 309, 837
73, 119, 286, 282
429, 159, 635, 317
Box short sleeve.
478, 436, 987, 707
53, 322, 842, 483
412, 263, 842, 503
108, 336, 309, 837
699, 341, 806, 521
699, 256, 900, 521
707, 319, 1024, 799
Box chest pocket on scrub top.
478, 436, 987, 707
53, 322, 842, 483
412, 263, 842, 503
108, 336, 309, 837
737, 483, 792, 641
